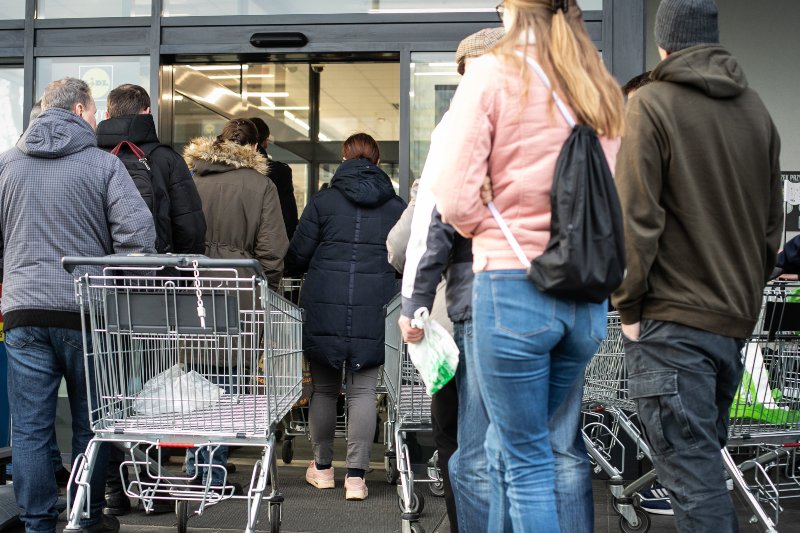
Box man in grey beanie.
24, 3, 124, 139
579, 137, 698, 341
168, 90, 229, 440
612, 0, 783, 532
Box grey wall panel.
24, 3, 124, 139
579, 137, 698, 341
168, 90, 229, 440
162, 21, 602, 53
0, 30, 24, 50
35, 27, 150, 49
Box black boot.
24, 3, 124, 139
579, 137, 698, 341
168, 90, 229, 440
104, 447, 131, 516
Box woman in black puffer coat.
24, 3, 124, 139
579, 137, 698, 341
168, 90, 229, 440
286, 133, 405, 500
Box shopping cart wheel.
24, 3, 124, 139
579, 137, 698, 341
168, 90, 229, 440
281, 439, 294, 464
397, 491, 425, 514
385, 458, 400, 485
269, 502, 281, 533
176, 500, 189, 533
619, 508, 650, 533
429, 480, 445, 497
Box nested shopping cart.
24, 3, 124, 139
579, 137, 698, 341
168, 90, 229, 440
583, 296, 797, 533
384, 293, 443, 533
724, 281, 800, 532
61, 255, 302, 533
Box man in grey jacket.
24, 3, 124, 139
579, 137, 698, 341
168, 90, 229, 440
0, 77, 155, 533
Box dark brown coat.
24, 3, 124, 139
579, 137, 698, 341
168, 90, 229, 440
184, 137, 288, 290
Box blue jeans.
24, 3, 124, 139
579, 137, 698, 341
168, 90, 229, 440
624, 319, 743, 533
472, 270, 605, 533
186, 372, 236, 486
5, 326, 108, 532
449, 319, 491, 533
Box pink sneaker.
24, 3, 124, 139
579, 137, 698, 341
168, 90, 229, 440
344, 475, 368, 500
305, 461, 335, 489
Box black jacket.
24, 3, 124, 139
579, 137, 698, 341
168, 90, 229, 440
286, 158, 406, 371
257, 145, 298, 240
96, 114, 206, 254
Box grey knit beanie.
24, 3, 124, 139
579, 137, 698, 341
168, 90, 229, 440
655, 0, 719, 53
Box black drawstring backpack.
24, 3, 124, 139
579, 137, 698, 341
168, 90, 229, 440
488, 54, 625, 303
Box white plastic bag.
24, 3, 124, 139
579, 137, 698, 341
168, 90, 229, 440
134, 364, 224, 416
406, 307, 459, 395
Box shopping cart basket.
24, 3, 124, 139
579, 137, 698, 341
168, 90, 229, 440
61, 255, 302, 533
384, 294, 442, 533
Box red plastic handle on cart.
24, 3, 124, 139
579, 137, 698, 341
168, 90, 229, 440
158, 442, 195, 449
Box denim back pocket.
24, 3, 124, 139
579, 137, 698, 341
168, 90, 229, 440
4, 327, 37, 349
628, 370, 697, 456
489, 273, 557, 338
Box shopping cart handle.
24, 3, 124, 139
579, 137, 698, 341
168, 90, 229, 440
61, 255, 266, 277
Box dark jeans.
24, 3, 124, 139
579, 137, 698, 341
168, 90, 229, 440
431, 367, 458, 533
623, 319, 743, 533
6, 326, 108, 532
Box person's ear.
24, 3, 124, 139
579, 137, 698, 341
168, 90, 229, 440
142, 107, 151, 115
104, 110, 110, 120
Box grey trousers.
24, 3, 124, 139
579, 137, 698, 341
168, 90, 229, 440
623, 319, 744, 533
308, 361, 380, 470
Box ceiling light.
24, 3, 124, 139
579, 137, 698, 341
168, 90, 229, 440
368, 8, 493, 13
248, 92, 290, 98
413, 72, 460, 77
257, 106, 311, 111
429, 62, 458, 68
187, 65, 242, 71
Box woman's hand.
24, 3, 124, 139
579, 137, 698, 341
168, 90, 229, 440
480, 175, 493, 205
399, 315, 424, 343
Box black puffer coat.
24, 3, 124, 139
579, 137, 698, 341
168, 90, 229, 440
96, 114, 206, 254
286, 159, 405, 371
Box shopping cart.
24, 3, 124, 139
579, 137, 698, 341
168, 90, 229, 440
384, 294, 442, 533
61, 255, 302, 533
583, 300, 792, 533
724, 281, 800, 531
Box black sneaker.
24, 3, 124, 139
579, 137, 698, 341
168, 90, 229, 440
55, 466, 71, 488
104, 491, 131, 516
82, 514, 120, 533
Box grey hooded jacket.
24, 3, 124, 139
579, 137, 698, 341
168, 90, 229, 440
0, 108, 156, 329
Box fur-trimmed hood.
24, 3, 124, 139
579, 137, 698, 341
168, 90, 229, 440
183, 136, 268, 176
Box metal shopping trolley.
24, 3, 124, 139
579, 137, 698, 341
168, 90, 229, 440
723, 281, 800, 532
384, 294, 442, 533
61, 255, 302, 533
584, 292, 799, 533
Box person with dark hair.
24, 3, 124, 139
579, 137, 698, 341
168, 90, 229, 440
622, 71, 653, 98
612, 1, 782, 531
1, 76, 155, 533
96, 85, 207, 514
181, 118, 288, 492
285, 132, 405, 501
249, 116, 298, 239
97, 84, 206, 256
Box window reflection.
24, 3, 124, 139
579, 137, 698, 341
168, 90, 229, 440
0, 0, 24, 19
163, 0, 600, 16
35, 56, 150, 125
0, 67, 23, 152
37, 0, 150, 18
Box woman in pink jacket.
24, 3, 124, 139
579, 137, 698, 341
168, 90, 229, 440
431, 1, 623, 531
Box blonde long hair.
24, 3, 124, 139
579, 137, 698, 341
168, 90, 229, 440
496, 0, 624, 137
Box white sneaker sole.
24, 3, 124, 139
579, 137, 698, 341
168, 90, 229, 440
640, 506, 674, 516
305, 476, 335, 489
345, 489, 368, 500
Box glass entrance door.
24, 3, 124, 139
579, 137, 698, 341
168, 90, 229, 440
164, 58, 400, 210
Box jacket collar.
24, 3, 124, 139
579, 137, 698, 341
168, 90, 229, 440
182, 136, 268, 175
95, 113, 159, 149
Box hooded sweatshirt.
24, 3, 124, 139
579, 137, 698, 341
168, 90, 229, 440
285, 158, 406, 371
611, 45, 783, 339
0, 108, 155, 329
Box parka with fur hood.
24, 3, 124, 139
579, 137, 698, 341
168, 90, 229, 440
184, 137, 288, 290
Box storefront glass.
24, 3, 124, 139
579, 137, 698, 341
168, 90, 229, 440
0, 0, 24, 19
35, 56, 151, 125
37, 0, 151, 18
0, 67, 24, 153
163, 0, 601, 16
409, 52, 461, 182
